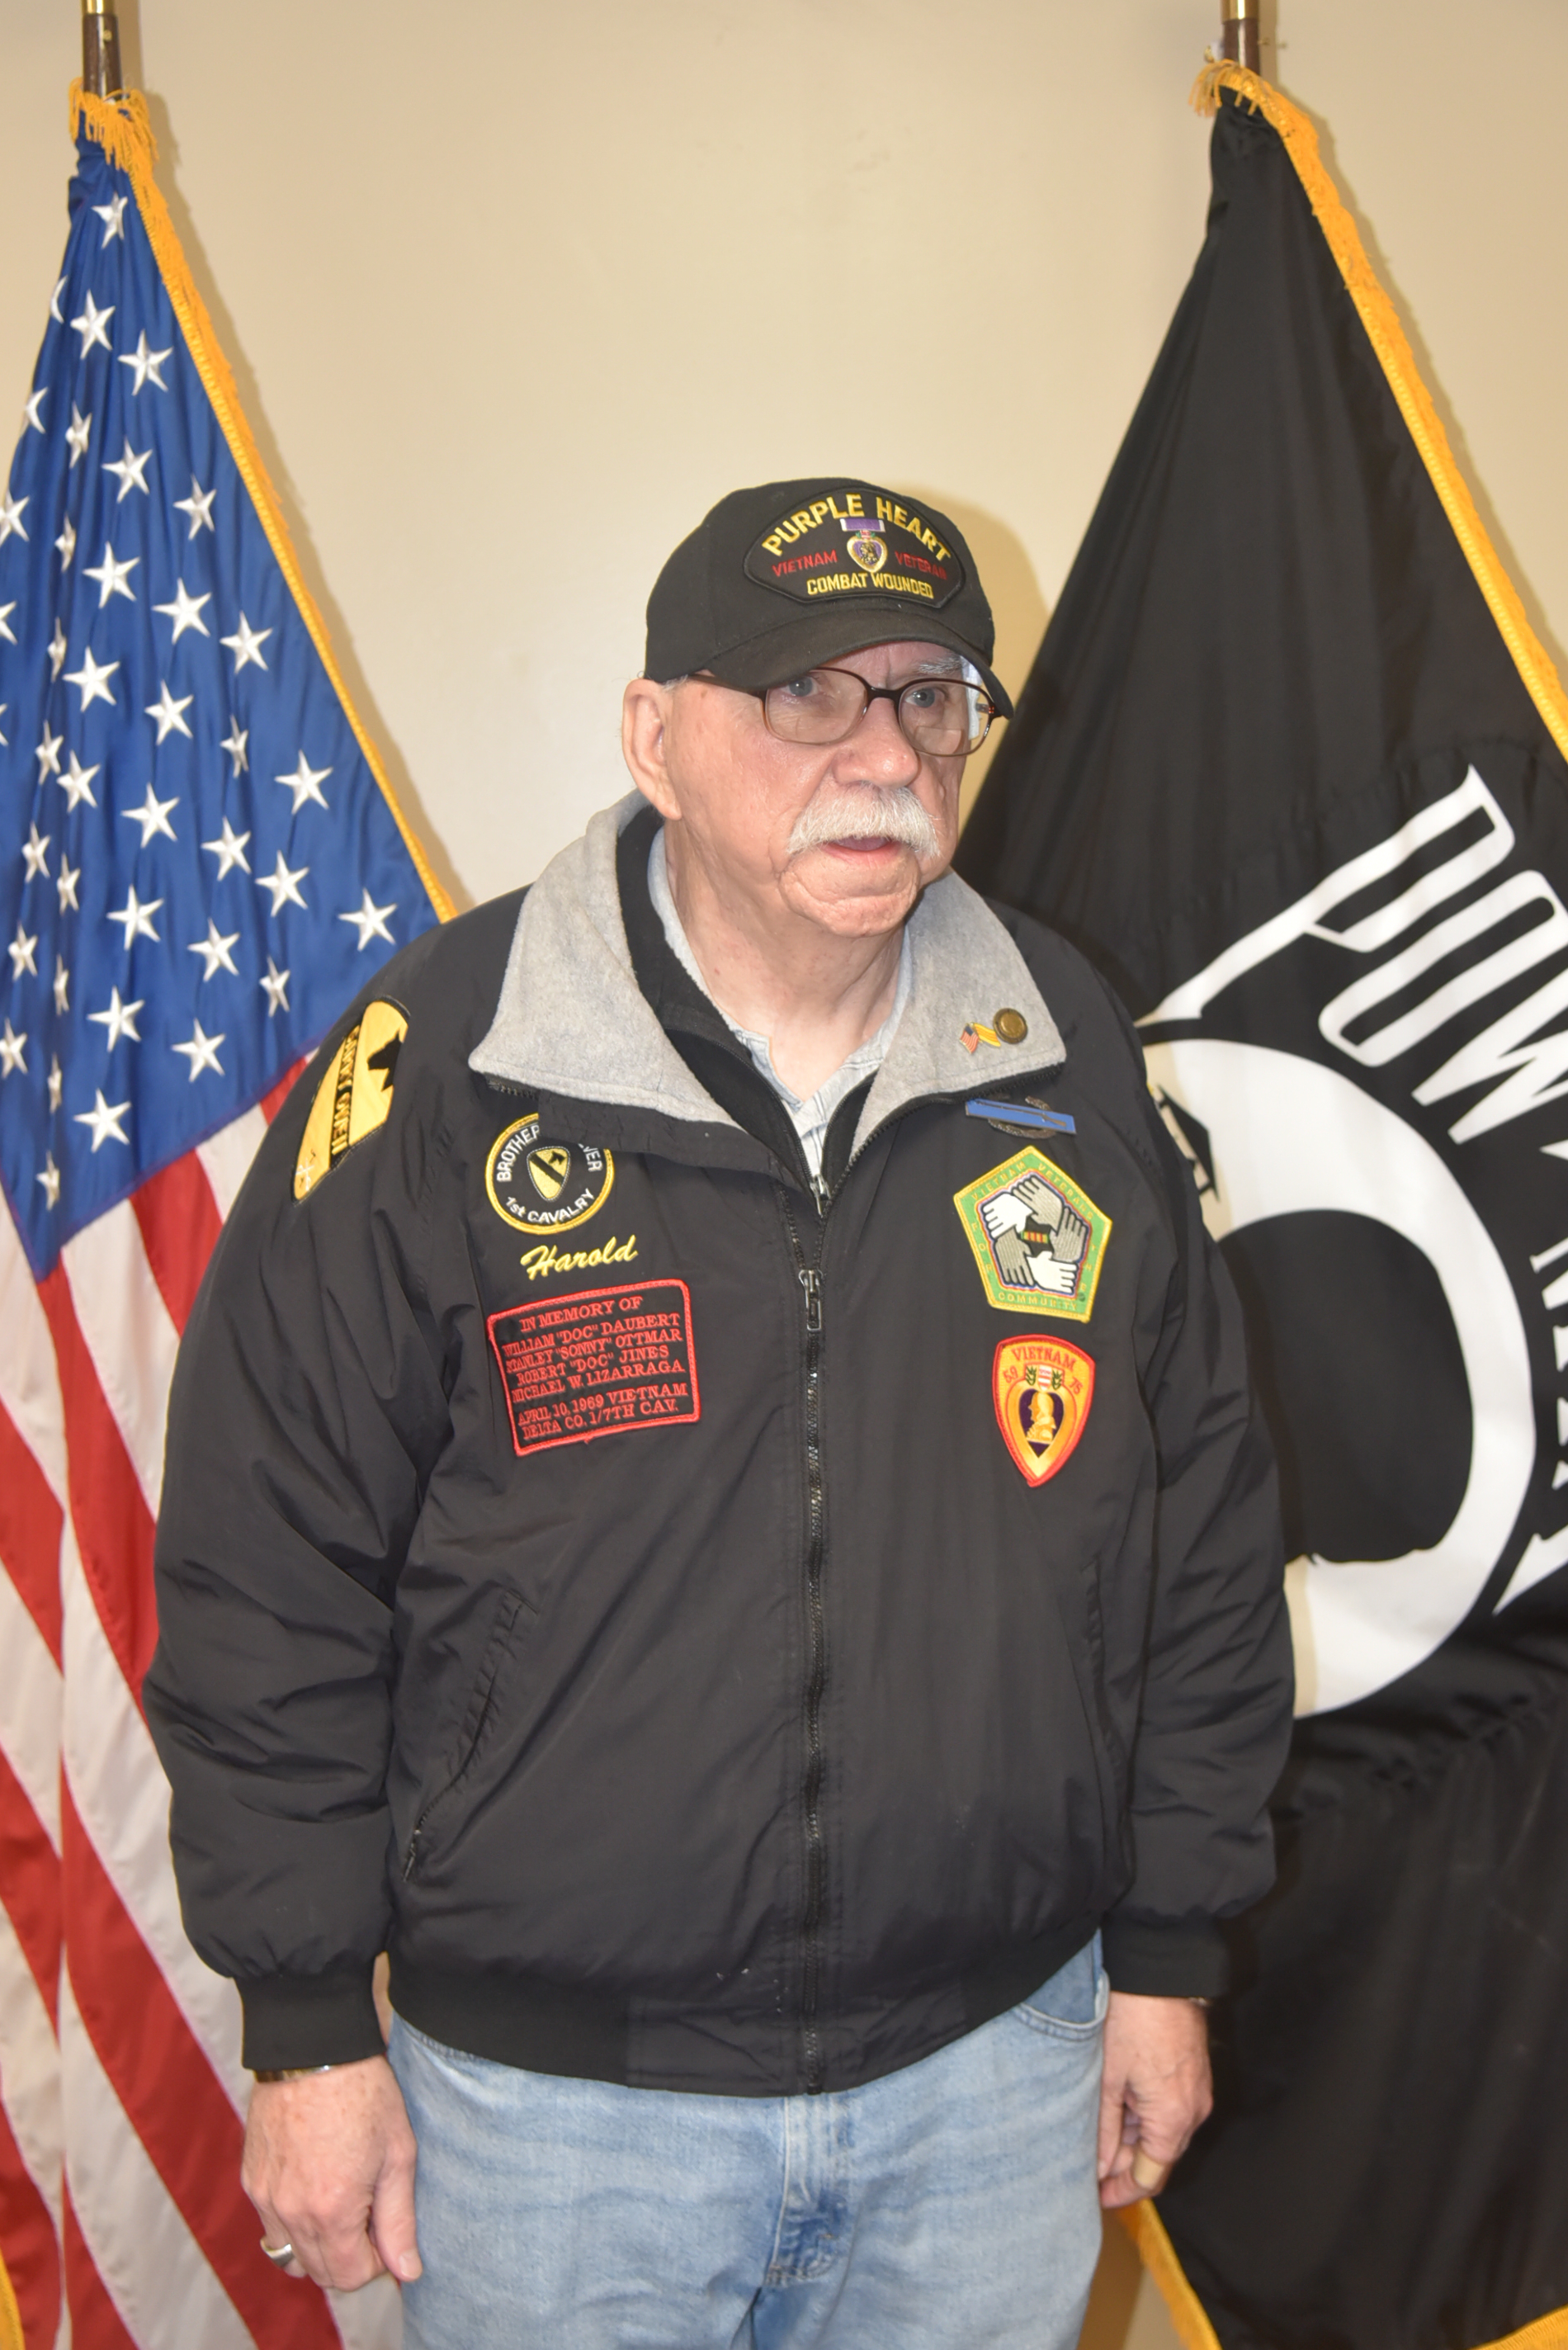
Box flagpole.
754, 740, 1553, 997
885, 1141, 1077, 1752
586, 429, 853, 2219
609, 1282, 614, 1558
1220, 0, 1259, 72
82, 0, 123, 98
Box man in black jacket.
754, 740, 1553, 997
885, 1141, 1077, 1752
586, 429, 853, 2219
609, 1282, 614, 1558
148, 479, 1292, 2348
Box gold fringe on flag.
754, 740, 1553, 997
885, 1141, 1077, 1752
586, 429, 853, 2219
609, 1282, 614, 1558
0, 2245, 21, 2350
67, 82, 454, 921
1117, 2203, 1223, 2350
1189, 60, 1568, 771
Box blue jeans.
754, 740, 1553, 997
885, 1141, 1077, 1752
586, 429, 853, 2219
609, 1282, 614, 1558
387, 1939, 1107, 2349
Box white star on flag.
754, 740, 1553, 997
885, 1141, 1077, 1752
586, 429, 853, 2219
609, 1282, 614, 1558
0, 707, 7, 749
340, 890, 397, 950
260, 956, 290, 1015
0, 1019, 26, 1077
49, 277, 64, 322
92, 191, 128, 243
221, 612, 272, 672
257, 852, 309, 915
36, 1151, 60, 1208
203, 818, 252, 878
64, 645, 118, 710
172, 1020, 225, 1080
47, 1053, 63, 1112
48, 619, 68, 678
84, 540, 139, 606
57, 860, 81, 912
123, 783, 179, 845
119, 330, 172, 393
145, 680, 194, 742
0, 603, 15, 643
188, 920, 241, 981
22, 822, 51, 881
9, 924, 40, 979
220, 718, 248, 775
276, 753, 331, 814
0, 489, 28, 545
103, 437, 152, 500
66, 402, 92, 465
35, 724, 64, 782
54, 514, 76, 567
58, 753, 100, 811
174, 475, 216, 535
153, 579, 210, 640
106, 886, 163, 947
53, 956, 69, 1014
69, 291, 114, 352
24, 389, 48, 434
74, 1088, 131, 1151
89, 986, 145, 1048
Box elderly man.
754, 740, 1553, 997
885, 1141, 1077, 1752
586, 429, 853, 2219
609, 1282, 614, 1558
148, 477, 1292, 2350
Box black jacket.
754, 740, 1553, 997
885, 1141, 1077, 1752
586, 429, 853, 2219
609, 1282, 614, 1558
147, 799, 1292, 2096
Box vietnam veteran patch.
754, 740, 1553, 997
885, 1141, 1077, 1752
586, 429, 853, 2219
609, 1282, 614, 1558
487, 1279, 700, 1457
993, 1336, 1094, 1485
954, 1147, 1110, 1321
294, 1000, 408, 1198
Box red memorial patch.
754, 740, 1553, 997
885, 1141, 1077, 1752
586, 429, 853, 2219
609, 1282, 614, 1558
992, 1336, 1094, 1485
487, 1280, 701, 1458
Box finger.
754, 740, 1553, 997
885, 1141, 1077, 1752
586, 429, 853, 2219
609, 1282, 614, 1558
1097, 2076, 1129, 2181
370, 2144, 423, 2284
285, 2211, 387, 2295
1131, 2147, 1171, 2193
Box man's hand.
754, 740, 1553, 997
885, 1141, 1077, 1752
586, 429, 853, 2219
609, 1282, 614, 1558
242, 2054, 421, 2291
1097, 1991, 1213, 2207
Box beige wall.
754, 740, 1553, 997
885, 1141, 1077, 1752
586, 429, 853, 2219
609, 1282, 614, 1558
6, 0, 1566, 910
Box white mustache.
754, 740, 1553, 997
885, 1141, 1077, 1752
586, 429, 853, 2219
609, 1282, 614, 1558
786, 785, 941, 860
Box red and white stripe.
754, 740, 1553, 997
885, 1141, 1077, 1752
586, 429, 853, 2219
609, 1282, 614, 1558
0, 1080, 402, 2350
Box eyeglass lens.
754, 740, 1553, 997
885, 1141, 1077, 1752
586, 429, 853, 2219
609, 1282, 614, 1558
763, 668, 991, 756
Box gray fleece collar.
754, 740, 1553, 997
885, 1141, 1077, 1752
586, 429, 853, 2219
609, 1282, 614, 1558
468, 793, 1065, 1150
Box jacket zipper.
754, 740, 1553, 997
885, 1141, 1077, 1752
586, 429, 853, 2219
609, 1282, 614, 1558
781, 1189, 829, 2093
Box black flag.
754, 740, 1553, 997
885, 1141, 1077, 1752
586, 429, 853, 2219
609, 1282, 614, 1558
959, 64, 1568, 2350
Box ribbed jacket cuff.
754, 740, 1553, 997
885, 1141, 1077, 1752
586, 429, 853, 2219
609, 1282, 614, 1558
239, 1969, 385, 2072
1099, 1913, 1230, 1998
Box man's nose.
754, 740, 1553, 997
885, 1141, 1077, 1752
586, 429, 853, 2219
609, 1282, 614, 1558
837, 691, 923, 786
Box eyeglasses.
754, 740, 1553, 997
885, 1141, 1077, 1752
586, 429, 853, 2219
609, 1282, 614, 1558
735, 664, 997, 757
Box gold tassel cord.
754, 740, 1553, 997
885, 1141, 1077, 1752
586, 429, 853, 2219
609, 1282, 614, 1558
67, 83, 454, 921
1188, 59, 1568, 772
0, 2245, 22, 2350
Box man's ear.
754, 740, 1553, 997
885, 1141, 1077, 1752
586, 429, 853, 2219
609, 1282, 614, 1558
621, 678, 682, 820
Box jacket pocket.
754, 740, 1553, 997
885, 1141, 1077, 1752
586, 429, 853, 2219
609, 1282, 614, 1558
1052, 1554, 1131, 1883
400, 1588, 536, 1880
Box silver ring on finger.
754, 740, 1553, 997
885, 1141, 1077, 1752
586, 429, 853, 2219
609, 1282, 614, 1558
260, 2239, 295, 2269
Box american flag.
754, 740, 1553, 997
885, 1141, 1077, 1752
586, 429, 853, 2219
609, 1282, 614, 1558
0, 87, 442, 2348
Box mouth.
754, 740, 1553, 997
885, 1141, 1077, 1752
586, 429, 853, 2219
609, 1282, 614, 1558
821, 835, 906, 858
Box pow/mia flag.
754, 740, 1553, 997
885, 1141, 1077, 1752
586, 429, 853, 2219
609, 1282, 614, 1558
959, 65, 1568, 2350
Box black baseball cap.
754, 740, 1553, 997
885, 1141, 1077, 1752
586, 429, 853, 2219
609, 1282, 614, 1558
645, 477, 1013, 718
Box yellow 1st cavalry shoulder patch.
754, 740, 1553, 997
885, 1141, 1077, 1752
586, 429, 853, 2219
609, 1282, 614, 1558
954, 1147, 1110, 1321
486, 1111, 614, 1238
294, 1000, 408, 1199
993, 1337, 1094, 1485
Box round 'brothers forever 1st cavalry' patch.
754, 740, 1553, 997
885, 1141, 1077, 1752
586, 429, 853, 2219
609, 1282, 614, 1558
486, 1111, 614, 1236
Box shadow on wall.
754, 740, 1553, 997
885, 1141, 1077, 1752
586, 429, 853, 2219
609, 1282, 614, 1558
904, 488, 1050, 833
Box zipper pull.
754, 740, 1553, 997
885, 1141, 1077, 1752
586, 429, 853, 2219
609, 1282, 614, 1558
799, 1265, 823, 1332
810, 1173, 830, 1218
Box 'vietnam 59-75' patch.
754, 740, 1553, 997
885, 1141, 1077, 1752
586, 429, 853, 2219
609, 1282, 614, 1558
486, 1111, 614, 1236
294, 1000, 408, 1198
993, 1336, 1094, 1484
954, 1147, 1110, 1320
